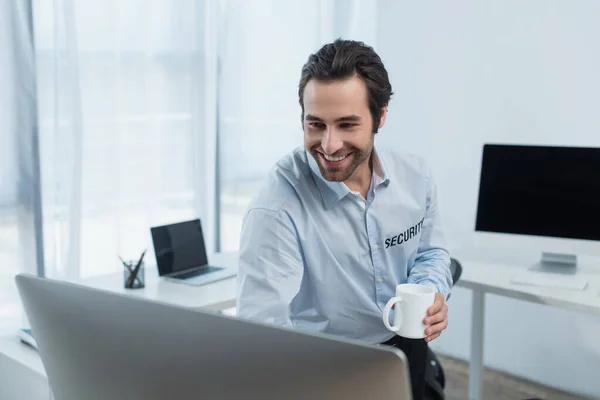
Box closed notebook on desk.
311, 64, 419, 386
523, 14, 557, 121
511, 271, 588, 291
19, 328, 37, 350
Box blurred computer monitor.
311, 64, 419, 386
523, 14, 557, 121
15, 274, 412, 400
475, 143, 600, 271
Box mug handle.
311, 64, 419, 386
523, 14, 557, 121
382, 296, 403, 332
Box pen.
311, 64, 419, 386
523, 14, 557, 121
125, 249, 146, 288
119, 256, 132, 271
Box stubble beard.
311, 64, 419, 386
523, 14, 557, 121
311, 144, 373, 183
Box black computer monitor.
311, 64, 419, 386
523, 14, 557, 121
475, 143, 600, 270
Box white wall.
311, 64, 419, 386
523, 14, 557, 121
375, 1, 600, 398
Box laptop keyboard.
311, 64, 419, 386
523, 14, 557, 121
173, 266, 223, 280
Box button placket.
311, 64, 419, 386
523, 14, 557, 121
365, 205, 383, 290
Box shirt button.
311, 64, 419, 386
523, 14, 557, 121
377, 278, 384, 283
372, 243, 378, 250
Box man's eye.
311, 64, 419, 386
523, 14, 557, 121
339, 123, 356, 129
309, 122, 325, 129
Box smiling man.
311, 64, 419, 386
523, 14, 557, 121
236, 39, 452, 400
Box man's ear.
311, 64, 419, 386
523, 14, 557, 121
378, 106, 388, 129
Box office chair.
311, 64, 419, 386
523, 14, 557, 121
450, 257, 463, 285
424, 257, 463, 400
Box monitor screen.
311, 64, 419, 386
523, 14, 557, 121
151, 219, 208, 276
475, 144, 600, 242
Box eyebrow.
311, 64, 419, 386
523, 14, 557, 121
305, 114, 362, 123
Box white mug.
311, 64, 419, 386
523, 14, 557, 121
382, 284, 436, 339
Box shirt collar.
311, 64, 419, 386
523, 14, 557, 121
307, 147, 390, 209
372, 149, 390, 188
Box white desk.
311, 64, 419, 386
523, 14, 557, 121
70, 251, 239, 312
0, 252, 240, 399
453, 249, 600, 400
0, 340, 49, 399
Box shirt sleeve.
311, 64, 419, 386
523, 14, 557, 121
236, 207, 304, 326
407, 166, 453, 299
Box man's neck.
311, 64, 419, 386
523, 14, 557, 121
344, 153, 373, 199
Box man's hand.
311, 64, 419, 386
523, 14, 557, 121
423, 293, 448, 342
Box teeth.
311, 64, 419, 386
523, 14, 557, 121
323, 153, 348, 162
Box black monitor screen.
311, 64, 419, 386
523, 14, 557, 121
151, 219, 208, 276
475, 144, 600, 241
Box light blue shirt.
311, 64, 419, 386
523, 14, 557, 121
236, 146, 452, 344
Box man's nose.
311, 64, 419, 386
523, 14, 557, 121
321, 128, 343, 155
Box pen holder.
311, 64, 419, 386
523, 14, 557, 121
123, 261, 145, 289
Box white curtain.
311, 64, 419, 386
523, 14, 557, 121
0, 0, 41, 335
217, 0, 378, 251
33, 0, 216, 279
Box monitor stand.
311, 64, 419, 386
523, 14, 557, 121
529, 252, 577, 275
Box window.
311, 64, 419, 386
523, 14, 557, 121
33, 0, 211, 279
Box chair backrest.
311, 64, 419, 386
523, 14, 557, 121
450, 257, 463, 285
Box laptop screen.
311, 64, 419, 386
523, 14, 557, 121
151, 219, 209, 276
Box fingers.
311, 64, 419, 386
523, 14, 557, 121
423, 293, 449, 342
427, 300, 442, 315
425, 332, 441, 343
427, 293, 445, 316
424, 301, 449, 342
425, 316, 448, 337
425, 319, 448, 343
424, 302, 448, 326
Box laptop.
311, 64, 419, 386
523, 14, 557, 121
15, 274, 413, 400
150, 218, 236, 286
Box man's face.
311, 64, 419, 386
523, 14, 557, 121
302, 75, 386, 182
